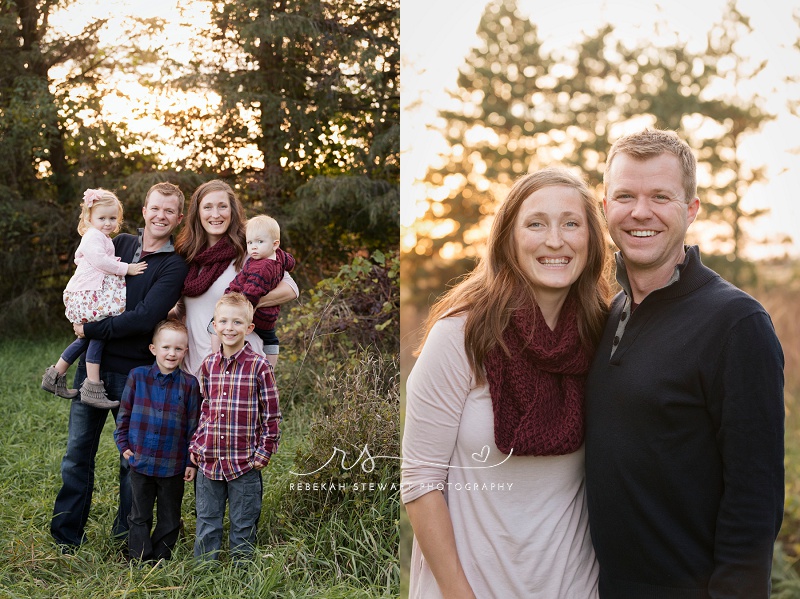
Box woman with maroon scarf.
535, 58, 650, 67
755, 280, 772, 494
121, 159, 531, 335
401, 168, 611, 599
173, 180, 298, 377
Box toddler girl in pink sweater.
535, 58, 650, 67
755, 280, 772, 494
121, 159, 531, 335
41, 189, 147, 408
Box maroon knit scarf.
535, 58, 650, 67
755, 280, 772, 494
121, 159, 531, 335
181, 236, 238, 297
483, 296, 592, 456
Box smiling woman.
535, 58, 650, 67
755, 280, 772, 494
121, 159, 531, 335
401, 167, 611, 599
174, 180, 299, 378
514, 185, 590, 328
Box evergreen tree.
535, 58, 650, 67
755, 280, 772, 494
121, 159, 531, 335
0, 1, 165, 332
404, 0, 775, 309
685, 1, 772, 285
166, 0, 399, 273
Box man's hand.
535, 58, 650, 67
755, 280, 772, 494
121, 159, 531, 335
122, 449, 134, 460
73, 324, 85, 338
184, 466, 197, 482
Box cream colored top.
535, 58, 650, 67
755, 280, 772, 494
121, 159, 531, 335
401, 315, 598, 599
182, 261, 298, 377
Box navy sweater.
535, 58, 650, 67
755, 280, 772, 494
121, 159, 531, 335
83, 232, 188, 375
585, 246, 784, 599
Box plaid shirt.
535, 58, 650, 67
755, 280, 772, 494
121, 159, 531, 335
189, 342, 281, 482
114, 363, 201, 478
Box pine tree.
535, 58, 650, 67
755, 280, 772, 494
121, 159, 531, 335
170, 0, 399, 271
404, 0, 776, 308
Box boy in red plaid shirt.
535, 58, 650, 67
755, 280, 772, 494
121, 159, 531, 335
189, 293, 281, 562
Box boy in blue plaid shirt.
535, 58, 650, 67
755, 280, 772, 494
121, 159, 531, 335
115, 319, 201, 562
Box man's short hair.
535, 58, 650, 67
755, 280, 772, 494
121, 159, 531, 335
604, 129, 697, 202
152, 318, 189, 342
145, 182, 186, 213
246, 215, 281, 242
214, 292, 254, 324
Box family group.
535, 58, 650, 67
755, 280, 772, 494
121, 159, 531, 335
44, 180, 297, 564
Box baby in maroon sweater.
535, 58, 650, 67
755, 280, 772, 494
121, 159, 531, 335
224, 215, 296, 366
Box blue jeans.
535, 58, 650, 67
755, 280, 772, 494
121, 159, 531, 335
194, 469, 262, 561
61, 337, 104, 365
50, 360, 132, 548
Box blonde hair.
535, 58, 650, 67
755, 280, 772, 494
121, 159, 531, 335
152, 319, 189, 342
604, 128, 697, 202
214, 292, 254, 325
247, 215, 280, 242
418, 167, 611, 384
77, 188, 124, 236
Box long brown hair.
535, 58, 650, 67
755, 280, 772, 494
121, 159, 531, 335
417, 167, 611, 384
175, 180, 247, 269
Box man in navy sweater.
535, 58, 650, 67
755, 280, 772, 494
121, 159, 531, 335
51, 182, 189, 550
585, 129, 784, 598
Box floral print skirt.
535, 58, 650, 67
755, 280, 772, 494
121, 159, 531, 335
64, 274, 127, 324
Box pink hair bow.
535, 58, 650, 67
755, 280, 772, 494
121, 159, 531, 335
83, 189, 101, 207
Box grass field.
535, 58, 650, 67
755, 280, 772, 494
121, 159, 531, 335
0, 338, 398, 598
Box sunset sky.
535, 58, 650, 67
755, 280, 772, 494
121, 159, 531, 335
401, 0, 800, 260
47, 0, 800, 260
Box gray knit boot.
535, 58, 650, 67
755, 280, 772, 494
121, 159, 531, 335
41, 366, 79, 399
79, 379, 120, 409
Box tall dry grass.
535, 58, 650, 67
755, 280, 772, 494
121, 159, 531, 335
753, 285, 800, 409
748, 279, 800, 582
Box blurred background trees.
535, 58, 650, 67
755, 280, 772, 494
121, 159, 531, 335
402, 0, 794, 315
0, 0, 399, 332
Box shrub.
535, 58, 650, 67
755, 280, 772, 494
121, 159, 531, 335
278, 249, 399, 410
264, 250, 400, 593
282, 250, 399, 357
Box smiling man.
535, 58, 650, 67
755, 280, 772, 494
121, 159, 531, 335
585, 129, 785, 598
51, 182, 189, 551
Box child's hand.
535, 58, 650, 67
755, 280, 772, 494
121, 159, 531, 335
189, 453, 198, 466
122, 449, 134, 460
252, 455, 269, 470
127, 262, 148, 276
184, 466, 197, 482
168, 299, 185, 322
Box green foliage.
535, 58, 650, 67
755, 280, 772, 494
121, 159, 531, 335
273, 350, 399, 592
290, 172, 400, 272
164, 0, 399, 268
772, 542, 800, 598
196, 0, 399, 188
281, 250, 399, 384
261, 249, 400, 592
0, 189, 76, 336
